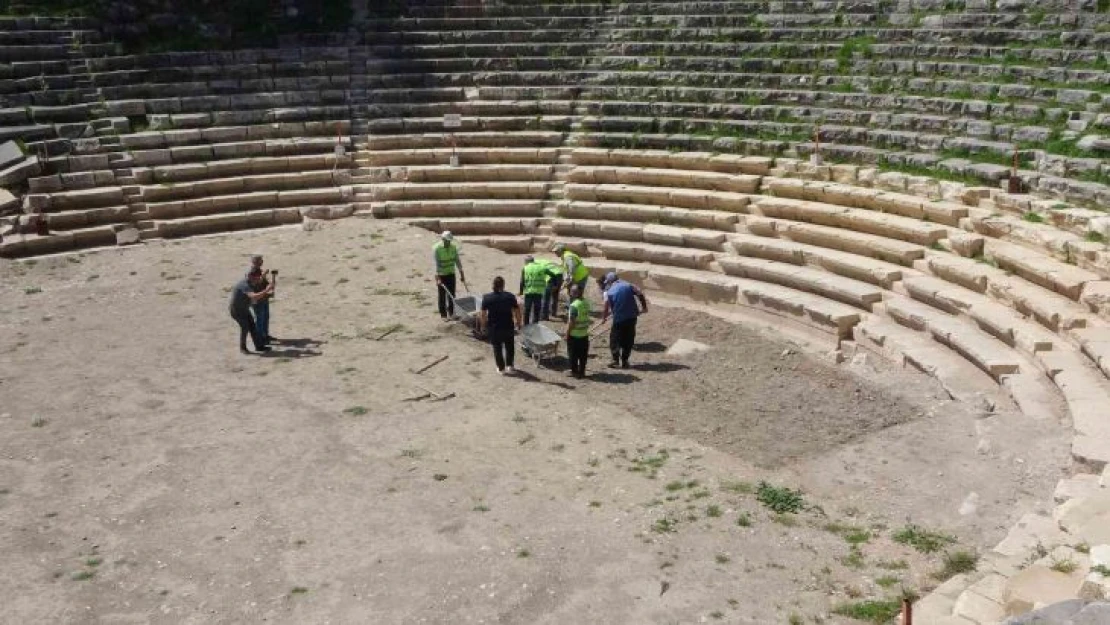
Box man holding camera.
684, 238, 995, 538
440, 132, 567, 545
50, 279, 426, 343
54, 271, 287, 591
249, 254, 277, 347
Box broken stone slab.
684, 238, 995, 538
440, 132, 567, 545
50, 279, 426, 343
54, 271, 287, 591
0, 188, 17, 213
1003, 565, 1087, 617
115, 227, 140, 246
1004, 598, 1087, 624
1054, 474, 1104, 504
0, 155, 42, 187
0, 140, 24, 170
1055, 492, 1110, 546
666, 339, 710, 357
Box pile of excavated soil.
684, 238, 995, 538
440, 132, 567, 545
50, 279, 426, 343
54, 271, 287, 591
0, 218, 1069, 624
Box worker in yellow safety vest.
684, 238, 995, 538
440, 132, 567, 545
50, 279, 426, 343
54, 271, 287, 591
564, 284, 591, 378
518, 255, 561, 326
433, 231, 466, 320
552, 243, 590, 298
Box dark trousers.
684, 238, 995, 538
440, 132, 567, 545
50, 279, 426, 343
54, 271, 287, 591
252, 300, 270, 343
231, 309, 263, 351
567, 335, 589, 376
610, 318, 637, 364
489, 327, 515, 371
543, 277, 563, 318
437, 274, 456, 318
522, 294, 543, 325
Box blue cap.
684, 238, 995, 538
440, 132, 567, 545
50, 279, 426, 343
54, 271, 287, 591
604, 272, 618, 285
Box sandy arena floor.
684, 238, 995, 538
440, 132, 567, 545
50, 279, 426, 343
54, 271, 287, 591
0, 218, 1070, 624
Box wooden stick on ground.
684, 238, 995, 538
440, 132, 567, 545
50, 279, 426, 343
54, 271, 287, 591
411, 354, 449, 375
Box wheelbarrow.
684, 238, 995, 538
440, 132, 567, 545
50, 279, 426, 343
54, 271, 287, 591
520, 322, 562, 367
441, 283, 479, 326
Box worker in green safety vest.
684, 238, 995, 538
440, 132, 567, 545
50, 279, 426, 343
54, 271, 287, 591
552, 243, 590, 297
518, 255, 561, 326
433, 231, 466, 320
564, 284, 591, 379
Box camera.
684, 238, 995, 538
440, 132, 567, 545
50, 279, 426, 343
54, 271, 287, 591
271, 269, 279, 276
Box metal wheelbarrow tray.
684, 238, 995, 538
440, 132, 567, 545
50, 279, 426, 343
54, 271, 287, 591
520, 323, 562, 367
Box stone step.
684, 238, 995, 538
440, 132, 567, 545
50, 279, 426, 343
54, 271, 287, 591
718, 255, 884, 310
882, 294, 1022, 378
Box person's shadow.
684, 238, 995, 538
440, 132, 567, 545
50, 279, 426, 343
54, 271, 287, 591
635, 341, 668, 353
259, 337, 325, 359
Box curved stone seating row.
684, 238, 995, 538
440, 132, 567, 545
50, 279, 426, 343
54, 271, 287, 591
366, 26, 1100, 47
365, 132, 564, 150
367, 115, 572, 134
369, 40, 1110, 69
361, 52, 1110, 93
357, 147, 560, 167
357, 164, 555, 184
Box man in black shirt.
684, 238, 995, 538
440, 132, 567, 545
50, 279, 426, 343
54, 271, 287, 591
229, 269, 274, 354
478, 276, 522, 375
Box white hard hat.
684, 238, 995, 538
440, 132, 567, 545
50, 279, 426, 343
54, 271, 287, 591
441, 231, 454, 241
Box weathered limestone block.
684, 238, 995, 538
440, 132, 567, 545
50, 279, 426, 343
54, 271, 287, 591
299, 205, 354, 220
1056, 493, 1110, 545
1003, 565, 1087, 617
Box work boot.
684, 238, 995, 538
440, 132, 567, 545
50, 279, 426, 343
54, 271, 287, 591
608, 360, 620, 368
621, 361, 630, 369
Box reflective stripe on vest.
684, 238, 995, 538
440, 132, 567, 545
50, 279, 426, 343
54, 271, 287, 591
434, 242, 457, 275
564, 251, 589, 282
523, 262, 548, 295
569, 298, 591, 337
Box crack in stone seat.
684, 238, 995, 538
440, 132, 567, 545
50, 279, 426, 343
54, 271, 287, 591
560, 201, 740, 231
358, 147, 560, 167
369, 199, 544, 219
567, 165, 760, 193
359, 164, 555, 184
367, 181, 550, 201
565, 183, 752, 212
365, 131, 564, 150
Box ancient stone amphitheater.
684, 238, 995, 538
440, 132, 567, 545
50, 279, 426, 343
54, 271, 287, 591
3, 1, 1110, 622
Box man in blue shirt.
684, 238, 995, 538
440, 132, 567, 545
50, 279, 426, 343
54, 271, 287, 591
601, 272, 649, 369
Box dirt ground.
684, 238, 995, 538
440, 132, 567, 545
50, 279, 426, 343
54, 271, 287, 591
0, 218, 1070, 624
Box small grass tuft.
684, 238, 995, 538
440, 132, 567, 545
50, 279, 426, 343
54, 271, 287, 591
706, 504, 722, 518
290, 586, 308, 595
1049, 557, 1077, 574
24, 286, 42, 295
831, 599, 902, 623
472, 504, 490, 512
1086, 231, 1105, 244
715, 553, 730, 564
342, 406, 368, 416
31, 417, 47, 428
737, 513, 752, 527
517, 548, 530, 558
893, 525, 956, 554
71, 570, 95, 581
652, 516, 678, 533
720, 480, 755, 494
876, 559, 909, 570
875, 575, 900, 588
756, 481, 806, 514
1022, 211, 1045, 223
935, 550, 979, 581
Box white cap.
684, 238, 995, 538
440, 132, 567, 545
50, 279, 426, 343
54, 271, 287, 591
441, 231, 454, 241
250, 252, 263, 261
